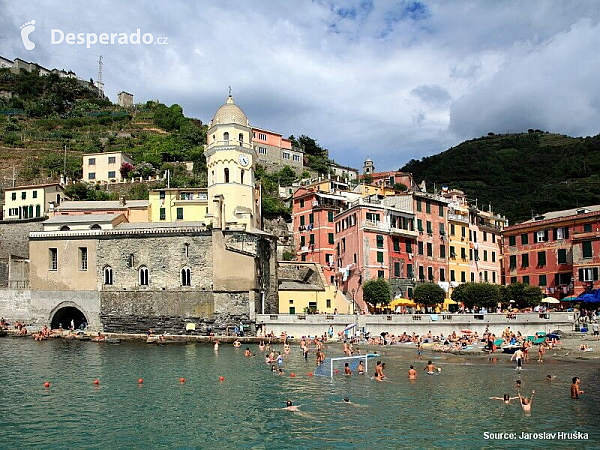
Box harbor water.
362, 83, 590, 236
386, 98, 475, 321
0, 338, 598, 449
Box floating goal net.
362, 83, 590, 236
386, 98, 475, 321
314, 355, 374, 378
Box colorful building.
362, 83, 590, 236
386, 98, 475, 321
334, 196, 417, 312
252, 127, 304, 173
2, 183, 64, 220
412, 192, 450, 289
469, 207, 505, 285
292, 181, 358, 284
83, 151, 134, 184
443, 189, 471, 289
148, 188, 208, 223
503, 205, 600, 298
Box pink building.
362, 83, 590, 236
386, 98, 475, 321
292, 186, 348, 284
334, 197, 417, 312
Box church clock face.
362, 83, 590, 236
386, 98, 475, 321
238, 154, 249, 167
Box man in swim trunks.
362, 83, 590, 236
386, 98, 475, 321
408, 365, 417, 380
283, 400, 299, 411
357, 361, 364, 374
511, 348, 524, 370
424, 361, 437, 374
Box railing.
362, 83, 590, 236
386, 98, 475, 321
206, 140, 254, 150
361, 220, 417, 236
448, 213, 469, 223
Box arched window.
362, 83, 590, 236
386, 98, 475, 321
181, 267, 191, 286
103, 266, 113, 285
223, 132, 229, 143
90, 224, 101, 230
139, 266, 149, 286
224, 168, 230, 183
238, 133, 244, 143
240, 169, 244, 184
60, 225, 70, 231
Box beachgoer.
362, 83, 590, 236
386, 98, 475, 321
258, 341, 265, 351
516, 380, 522, 391
283, 400, 299, 411
244, 347, 251, 357
408, 365, 417, 380
357, 361, 364, 374
271, 365, 277, 372
344, 362, 352, 376
424, 361, 437, 374
233, 339, 241, 347
511, 348, 524, 370
546, 375, 554, 381
518, 390, 534, 412
571, 377, 584, 399
538, 344, 546, 363
490, 394, 519, 404
214, 340, 220, 351
592, 321, 599, 340
342, 397, 351, 404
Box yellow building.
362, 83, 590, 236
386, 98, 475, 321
205, 95, 261, 230
83, 151, 134, 184
2, 183, 64, 220
278, 262, 351, 314
445, 190, 471, 291
148, 188, 209, 223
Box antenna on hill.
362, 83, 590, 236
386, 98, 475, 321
97, 55, 103, 98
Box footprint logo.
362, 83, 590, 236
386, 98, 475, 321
20, 20, 36, 50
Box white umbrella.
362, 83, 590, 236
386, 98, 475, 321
541, 297, 560, 304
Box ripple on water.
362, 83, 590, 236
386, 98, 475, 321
1, 339, 599, 449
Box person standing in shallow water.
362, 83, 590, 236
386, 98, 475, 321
408, 365, 417, 380
571, 377, 584, 399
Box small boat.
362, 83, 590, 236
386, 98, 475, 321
502, 344, 522, 354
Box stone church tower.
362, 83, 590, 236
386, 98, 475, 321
206, 95, 261, 230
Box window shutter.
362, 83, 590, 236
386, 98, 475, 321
544, 230, 549, 241
555, 273, 560, 284
553, 228, 557, 240
594, 268, 599, 281
579, 268, 584, 281
564, 227, 569, 239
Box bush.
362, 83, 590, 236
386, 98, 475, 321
451, 282, 500, 309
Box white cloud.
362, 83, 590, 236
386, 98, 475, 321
1, 0, 598, 170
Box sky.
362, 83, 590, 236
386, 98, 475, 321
1, 0, 599, 171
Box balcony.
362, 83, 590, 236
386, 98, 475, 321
206, 140, 254, 151
361, 220, 418, 238
448, 213, 468, 223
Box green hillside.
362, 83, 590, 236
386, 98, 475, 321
401, 131, 600, 224
0, 68, 208, 199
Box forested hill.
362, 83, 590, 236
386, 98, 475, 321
401, 131, 600, 224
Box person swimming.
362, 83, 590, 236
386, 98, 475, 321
408, 365, 417, 380
518, 390, 534, 412
490, 394, 519, 404
283, 400, 299, 411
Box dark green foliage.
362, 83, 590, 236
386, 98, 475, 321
63, 182, 114, 201
362, 278, 392, 307
401, 132, 600, 223
126, 183, 149, 200
502, 282, 543, 309
392, 183, 407, 191
362, 174, 373, 184
451, 282, 500, 309
414, 283, 445, 305
282, 250, 295, 261
255, 164, 296, 215
289, 134, 331, 174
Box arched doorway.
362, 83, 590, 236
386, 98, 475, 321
50, 306, 87, 330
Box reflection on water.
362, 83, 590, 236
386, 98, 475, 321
0, 338, 598, 449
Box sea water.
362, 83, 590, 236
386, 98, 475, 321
0, 338, 598, 449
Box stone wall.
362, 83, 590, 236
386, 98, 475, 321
0, 219, 44, 258
262, 216, 294, 259
0, 288, 33, 321
278, 263, 324, 288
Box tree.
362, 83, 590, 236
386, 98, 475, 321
120, 162, 134, 179
504, 282, 543, 309
362, 278, 392, 307
451, 283, 500, 309
414, 283, 445, 305
363, 174, 373, 184
392, 183, 407, 191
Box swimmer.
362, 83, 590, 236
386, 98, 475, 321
258, 341, 265, 351
489, 394, 519, 404
265, 355, 271, 364
357, 361, 364, 374
516, 380, 522, 391
571, 377, 584, 399
408, 365, 417, 380
233, 339, 241, 348
278, 368, 284, 375
344, 362, 352, 376
283, 400, 299, 411
518, 390, 534, 413
546, 375, 554, 381
271, 365, 277, 372
424, 361, 437, 374
284, 343, 290, 355
244, 347, 252, 357
214, 340, 220, 351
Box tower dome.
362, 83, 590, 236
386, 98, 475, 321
209, 95, 249, 127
